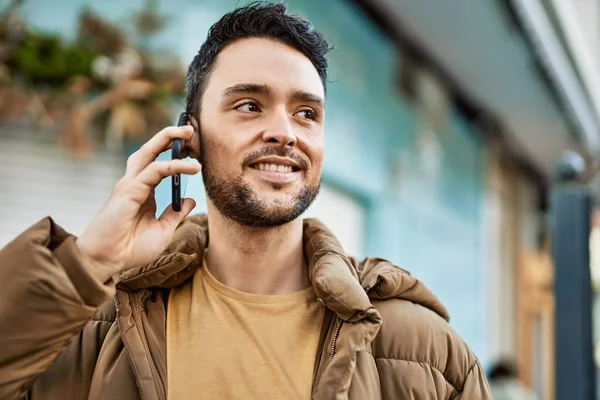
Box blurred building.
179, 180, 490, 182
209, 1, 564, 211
2, 1, 600, 399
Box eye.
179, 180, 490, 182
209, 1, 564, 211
295, 109, 316, 120
236, 101, 261, 113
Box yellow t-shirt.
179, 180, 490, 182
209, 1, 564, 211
166, 263, 324, 400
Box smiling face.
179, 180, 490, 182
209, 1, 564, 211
195, 38, 325, 227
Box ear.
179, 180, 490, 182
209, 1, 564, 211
188, 113, 199, 131
184, 114, 201, 160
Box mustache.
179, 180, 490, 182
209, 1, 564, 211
243, 147, 309, 170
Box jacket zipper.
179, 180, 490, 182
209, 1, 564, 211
311, 317, 343, 400
132, 292, 166, 400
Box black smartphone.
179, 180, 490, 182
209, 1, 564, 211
171, 112, 188, 212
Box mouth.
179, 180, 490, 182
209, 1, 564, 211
249, 156, 302, 173
250, 162, 301, 173
248, 157, 303, 184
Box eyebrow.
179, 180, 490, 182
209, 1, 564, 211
290, 89, 324, 107
221, 83, 324, 107
222, 83, 271, 98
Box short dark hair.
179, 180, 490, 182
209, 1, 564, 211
185, 1, 332, 118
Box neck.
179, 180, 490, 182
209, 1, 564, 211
204, 204, 310, 295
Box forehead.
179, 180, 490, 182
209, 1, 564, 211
205, 37, 324, 99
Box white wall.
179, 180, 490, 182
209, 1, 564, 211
303, 184, 366, 259
0, 129, 122, 247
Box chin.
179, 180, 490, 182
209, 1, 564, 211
256, 191, 300, 208
247, 178, 300, 195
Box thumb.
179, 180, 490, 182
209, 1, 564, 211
158, 198, 197, 231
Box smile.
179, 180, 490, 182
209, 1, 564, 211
248, 162, 302, 184
251, 163, 299, 173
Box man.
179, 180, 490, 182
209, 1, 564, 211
0, 3, 491, 399
488, 360, 539, 400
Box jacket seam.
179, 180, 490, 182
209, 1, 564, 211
17, 327, 88, 397
91, 318, 115, 323
374, 357, 460, 393
454, 359, 478, 397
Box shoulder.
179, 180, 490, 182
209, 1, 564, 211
370, 297, 480, 393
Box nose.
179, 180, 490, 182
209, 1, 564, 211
261, 110, 297, 147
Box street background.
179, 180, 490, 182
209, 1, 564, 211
3, 1, 600, 398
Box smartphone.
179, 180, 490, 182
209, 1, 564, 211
171, 112, 188, 212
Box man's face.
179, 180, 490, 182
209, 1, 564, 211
196, 38, 325, 227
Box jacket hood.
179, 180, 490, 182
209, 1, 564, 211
116, 214, 449, 322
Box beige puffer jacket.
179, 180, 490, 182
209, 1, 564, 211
0, 215, 491, 399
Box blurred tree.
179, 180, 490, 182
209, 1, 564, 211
10, 33, 96, 87
132, 0, 169, 51
0, 0, 25, 15
0, 0, 27, 62
77, 7, 126, 56
0, 3, 185, 159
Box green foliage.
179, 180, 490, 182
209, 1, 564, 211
9, 31, 98, 88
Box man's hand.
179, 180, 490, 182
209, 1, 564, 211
76, 125, 201, 281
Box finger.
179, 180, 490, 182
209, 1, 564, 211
136, 159, 201, 191
125, 125, 194, 177
183, 130, 201, 159
158, 198, 197, 230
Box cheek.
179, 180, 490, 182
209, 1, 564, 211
304, 137, 324, 172
203, 135, 238, 169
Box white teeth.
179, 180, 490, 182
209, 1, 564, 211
254, 163, 293, 173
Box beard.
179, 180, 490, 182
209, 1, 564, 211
199, 142, 320, 228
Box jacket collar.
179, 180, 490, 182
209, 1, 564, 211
115, 214, 448, 323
